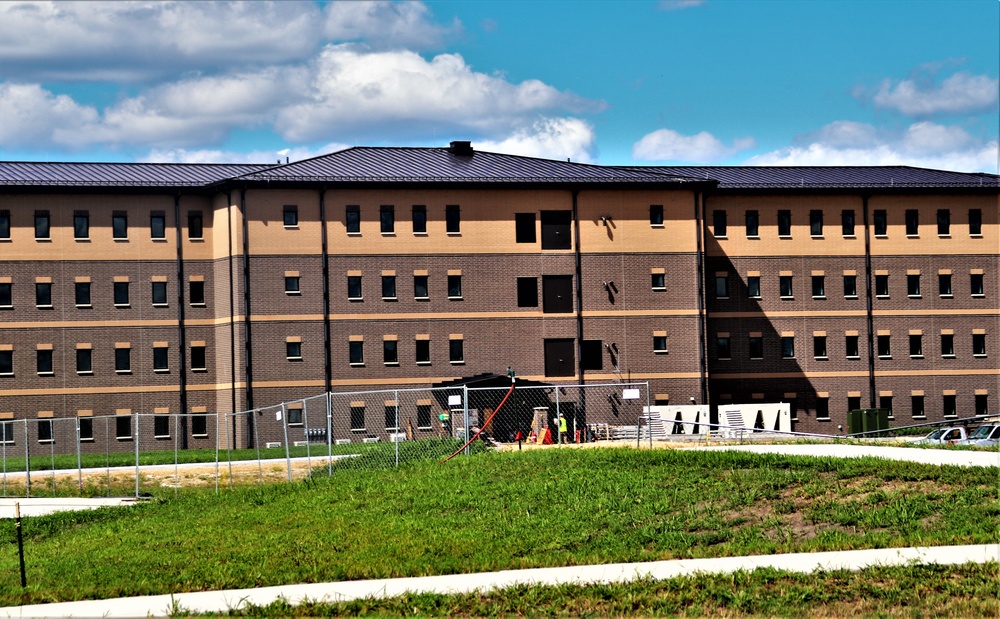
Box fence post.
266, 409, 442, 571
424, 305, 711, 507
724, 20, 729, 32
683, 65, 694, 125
302, 399, 312, 478
463, 386, 470, 456
647, 382, 652, 449
24, 421, 30, 498
394, 390, 400, 468
555, 387, 561, 446
281, 403, 292, 483
214, 412, 221, 495
134, 413, 140, 499
76, 417, 83, 494
326, 392, 333, 477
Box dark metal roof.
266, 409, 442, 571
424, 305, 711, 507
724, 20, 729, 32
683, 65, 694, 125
633, 165, 1000, 189
0, 161, 270, 188
235, 146, 708, 185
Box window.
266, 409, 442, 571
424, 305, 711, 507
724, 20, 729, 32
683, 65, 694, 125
150, 212, 166, 240
515, 213, 536, 242
447, 274, 463, 299
517, 277, 538, 307
907, 274, 920, 297
417, 404, 432, 429
540, 211, 571, 249
975, 394, 988, 416
651, 272, 666, 291
748, 336, 763, 359
716, 337, 731, 360
848, 396, 861, 414
715, 275, 729, 299
35, 210, 50, 239
0, 350, 12, 375
412, 205, 427, 234
937, 209, 950, 235
777, 210, 791, 236
879, 396, 893, 418
842, 209, 855, 236
809, 210, 823, 236
844, 274, 857, 298
189, 280, 205, 306
381, 275, 396, 300
116, 415, 132, 440
153, 346, 169, 371
192, 414, 207, 437
846, 335, 859, 358
650, 205, 664, 226
75, 282, 91, 307
939, 273, 952, 297
416, 339, 430, 364
811, 275, 825, 298
542, 275, 572, 313
35, 282, 52, 308
941, 333, 955, 357
347, 275, 362, 300
905, 209, 918, 236
38, 419, 53, 443
912, 395, 925, 418
111, 211, 128, 240
115, 347, 131, 373
0, 210, 9, 239
188, 211, 203, 239
813, 336, 827, 359
151, 281, 168, 306
283, 205, 298, 227
653, 334, 668, 354
2, 420, 19, 443
384, 405, 398, 431
445, 205, 461, 234
0, 283, 10, 308
346, 205, 360, 233
909, 334, 923, 357
873, 209, 887, 236
970, 273, 984, 297
414, 274, 428, 300
76, 348, 92, 374
449, 338, 464, 364
74, 211, 90, 239
779, 275, 793, 298
816, 397, 830, 420
943, 394, 957, 417
36, 349, 53, 375
190, 345, 206, 371
286, 341, 302, 361
969, 208, 982, 235
747, 276, 761, 299
383, 340, 398, 365
114, 281, 130, 306
712, 210, 727, 237
973, 333, 986, 357
581, 339, 603, 370
781, 336, 795, 359
875, 274, 889, 297
154, 415, 171, 438
877, 334, 891, 358
745, 210, 759, 237
350, 405, 365, 431
379, 205, 394, 233
543, 338, 573, 376
349, 340, 364, 365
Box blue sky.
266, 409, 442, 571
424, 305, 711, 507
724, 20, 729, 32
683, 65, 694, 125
0, 0, 996, 172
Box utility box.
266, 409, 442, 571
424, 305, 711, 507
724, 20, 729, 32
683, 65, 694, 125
848, 408, 890, 437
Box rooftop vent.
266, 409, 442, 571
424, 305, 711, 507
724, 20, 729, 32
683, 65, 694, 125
448, 141, 474, 157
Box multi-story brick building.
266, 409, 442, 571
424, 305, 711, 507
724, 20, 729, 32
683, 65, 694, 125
0, 143, 996, 449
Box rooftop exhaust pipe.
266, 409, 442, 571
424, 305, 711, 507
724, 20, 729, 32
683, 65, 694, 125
448, 141, 473, 156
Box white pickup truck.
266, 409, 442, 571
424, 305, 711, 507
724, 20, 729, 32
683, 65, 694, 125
913, 426, 968, 445
956, 424, 1000, 447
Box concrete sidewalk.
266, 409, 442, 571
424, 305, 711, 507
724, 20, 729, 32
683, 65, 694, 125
1, 544, 997, 618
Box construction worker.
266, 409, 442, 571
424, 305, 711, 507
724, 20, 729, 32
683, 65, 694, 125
558, 413, 568, 444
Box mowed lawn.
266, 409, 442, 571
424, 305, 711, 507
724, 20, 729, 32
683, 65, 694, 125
0, 447, 997, 609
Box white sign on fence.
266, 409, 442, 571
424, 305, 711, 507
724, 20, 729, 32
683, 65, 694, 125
622, 388, 641, 400
448, 394, 462, 406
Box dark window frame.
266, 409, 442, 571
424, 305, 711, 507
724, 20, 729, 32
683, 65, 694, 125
412, 205, 427, 234
381, 275, 397, 300
745, 210, 759, 237
445, 205, 461, 234
905, 209, 919, 236
283, 205, 299, 227
649, 205, 664, 226
379, 205, 394, 234
153, 346, 169, 371
74, 210, 90, 240
712, 210, 727, 237
777, 210, 792, 236
349, 340, 364, 365
841, 209, 855, 236
75, 282, 91, 307
188, 211, 204, 240
515, 213, 537, 243
36, 349, 53, 375
873, 210, 887, 236
383, 340, 398, 365
76, 348, 93, 374
112, 211, 128, 240
517, 277, 538, 307
34, 210, 50, 240
809, 210, 823, 236
346, 205, 361, 234
150, 211, 166, 240
151, 281, 168, 306
449, 339, 464, 364
115, 347, 131, 373
190, 345, 207, 371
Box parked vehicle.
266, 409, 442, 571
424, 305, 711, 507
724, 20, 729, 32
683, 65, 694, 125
956, 424, 1000, 447
913, 427, 967, 445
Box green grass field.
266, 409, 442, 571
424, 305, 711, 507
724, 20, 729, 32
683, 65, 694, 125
0, 447, 997, 614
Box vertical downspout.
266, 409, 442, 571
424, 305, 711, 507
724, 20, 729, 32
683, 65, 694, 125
862, 195, 876, 408
240, 188, 255, 446
173, 193, 189, 449
225, 191, 237, 449
695, 191, 708, 404
572, 190, 584, 382
319, 188, 332, 393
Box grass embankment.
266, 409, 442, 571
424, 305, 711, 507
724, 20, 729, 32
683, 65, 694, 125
0, 448, 997, 608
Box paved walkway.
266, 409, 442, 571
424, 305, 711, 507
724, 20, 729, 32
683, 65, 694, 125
690, 443, 1000, 467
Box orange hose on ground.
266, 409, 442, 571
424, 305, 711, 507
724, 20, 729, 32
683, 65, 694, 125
439, 380, 515, 463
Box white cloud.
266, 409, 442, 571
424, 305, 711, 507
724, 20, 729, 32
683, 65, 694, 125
475, 118, 597, 163
866, 72, 999, 117
323, 1, 460, 50
141, 142, 350, 165
658, 0, 705, 10
632, 128, 755, 163
747, 120, 999, 173
0, 83, 99, 148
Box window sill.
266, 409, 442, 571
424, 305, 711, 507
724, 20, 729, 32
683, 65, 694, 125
972, 294, 985, 298
154, 434, 171, 440
349, 362, 365, 367
76, 304, 92, 309
746, 235, 760, 240
286, 357, 302, 362
749, 357, 763, 361
970, 234, 983, 238
192, 433, 209, 439
35, 238, 52, 242
417, 426, 433, 431
717, 357, 731, 361
874, 234, 887, 239
875, 295, 889, 300
654, 350, 668, 355
652, 287, 666, 292
450, 360, 465, 365
938, 234, 951, 239
413, 232, 428, 236
152, 303, 168, 308
0, 373, 13, 377
780, 296, 794, 300
75, 238, 90, 242
348, 297, 363, 302
846, 356, 860, 360
416, 361, 431, 365
153, 369, 170, 373
76, 371, 93, 376
748, 295, 761, 300
812, 296, 826, 300
907, 295, 921, 299
38, 439, 54, 444
116, 370, 132, 375
0, 306, 11, 310
912, 416, 927, 420
714, 235, 727, 240
910, 355, 924, 359
716, 296, 729, 300
845, 295, 859, 299
650, 223, 664, 229
285, 291, 301, 296
113, 238, 129, 242
816, 417, 831, 422
191, 368, 207, 373
36, 305, 53, 310
384, 362, 399, 367
448, 296, 463, 301
116, 437, 134, 442
843, 235, 856, 239
346, 232, 361, 237
37, 372, 54, 377
973, 354, 987, 358
446, 232, 461, 236
80, 438, 94, 443
814, 356, 828, 361
191, 302, 206, 308
382, 297, 397, 302
381, 232, 396, 237
152, 238, 167, 242
188, 237, 205, 242
350, 428, 367, 433
414, 296, 429, 301
942, 354, 956, 359
283, 225, 299, 230
114, 304, 131, 308
810, 235, 824, 239
906, 234, 919, 239
878, 355, 892, 360
940, 294, 953, 299
778, 235, 791, 239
